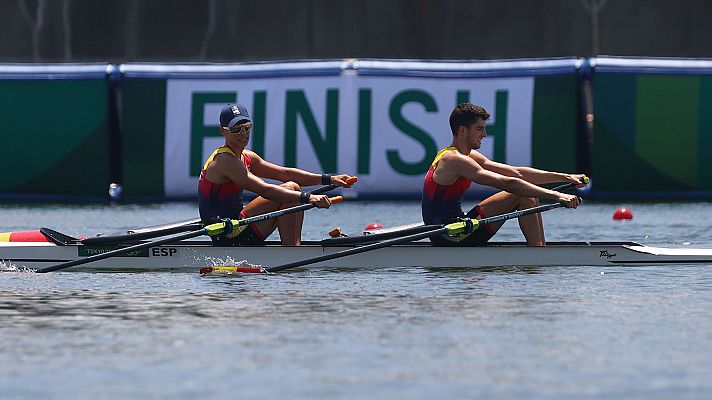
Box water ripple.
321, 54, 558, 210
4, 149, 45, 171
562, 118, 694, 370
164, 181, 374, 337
2, 202, 712, 399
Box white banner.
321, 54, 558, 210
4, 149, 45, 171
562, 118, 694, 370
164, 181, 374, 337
164, 75, 534, 197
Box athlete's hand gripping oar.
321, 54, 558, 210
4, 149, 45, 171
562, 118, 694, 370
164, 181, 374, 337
35, 196, 344, 273
81, 177, 358, 245
201, 200, 574, 275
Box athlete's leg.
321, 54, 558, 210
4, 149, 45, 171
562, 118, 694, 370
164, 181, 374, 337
274, 182, 303, 245
473, 192, 545, 246
242, 182, 304, 245
516, 196, 544, 246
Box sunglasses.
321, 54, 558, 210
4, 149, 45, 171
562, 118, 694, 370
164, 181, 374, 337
228, 123, 252, 135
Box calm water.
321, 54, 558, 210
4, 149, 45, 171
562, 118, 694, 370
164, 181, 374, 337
1, 200, 712, 399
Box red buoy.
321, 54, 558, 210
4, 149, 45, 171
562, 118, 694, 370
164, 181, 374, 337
364, 223, 383, 231
613, 208, 633, 220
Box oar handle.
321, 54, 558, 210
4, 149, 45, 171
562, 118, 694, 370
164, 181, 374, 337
311, 176, 358, 195
551, 176, 590, 193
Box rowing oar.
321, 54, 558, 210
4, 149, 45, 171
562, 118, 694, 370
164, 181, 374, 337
550, 176, 589, 193
201, 200, 571, 275
82, 177, 358, 245
35, 196, 344, 273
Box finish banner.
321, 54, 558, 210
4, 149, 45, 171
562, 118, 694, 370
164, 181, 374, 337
164, 76, 534, 197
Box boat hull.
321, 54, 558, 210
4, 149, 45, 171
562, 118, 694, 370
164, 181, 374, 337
2, 240, 712, 272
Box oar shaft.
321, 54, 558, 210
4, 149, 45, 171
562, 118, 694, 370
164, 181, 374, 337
240, 203, 314, 225
239, 196, 343, 225
266, 226, 448, 272
478, 202, 563, 225
551, 182, 576, 192
311, 182, 344, 195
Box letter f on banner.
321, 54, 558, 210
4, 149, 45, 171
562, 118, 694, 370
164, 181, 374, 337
190, 92, 236, 176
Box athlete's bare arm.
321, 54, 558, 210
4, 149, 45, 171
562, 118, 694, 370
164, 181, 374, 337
468, 151, 586, 186
246, 150, 354, 188
442, 153, 580, 208
209, 152, 331, 207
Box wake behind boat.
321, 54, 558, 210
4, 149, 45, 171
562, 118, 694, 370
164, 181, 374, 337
2, 227, 712, 272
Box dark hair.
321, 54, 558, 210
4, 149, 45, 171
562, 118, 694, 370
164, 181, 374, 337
449, 103, 490, 135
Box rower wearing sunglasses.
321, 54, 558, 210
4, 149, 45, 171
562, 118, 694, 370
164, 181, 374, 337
199, 104, 355, 246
